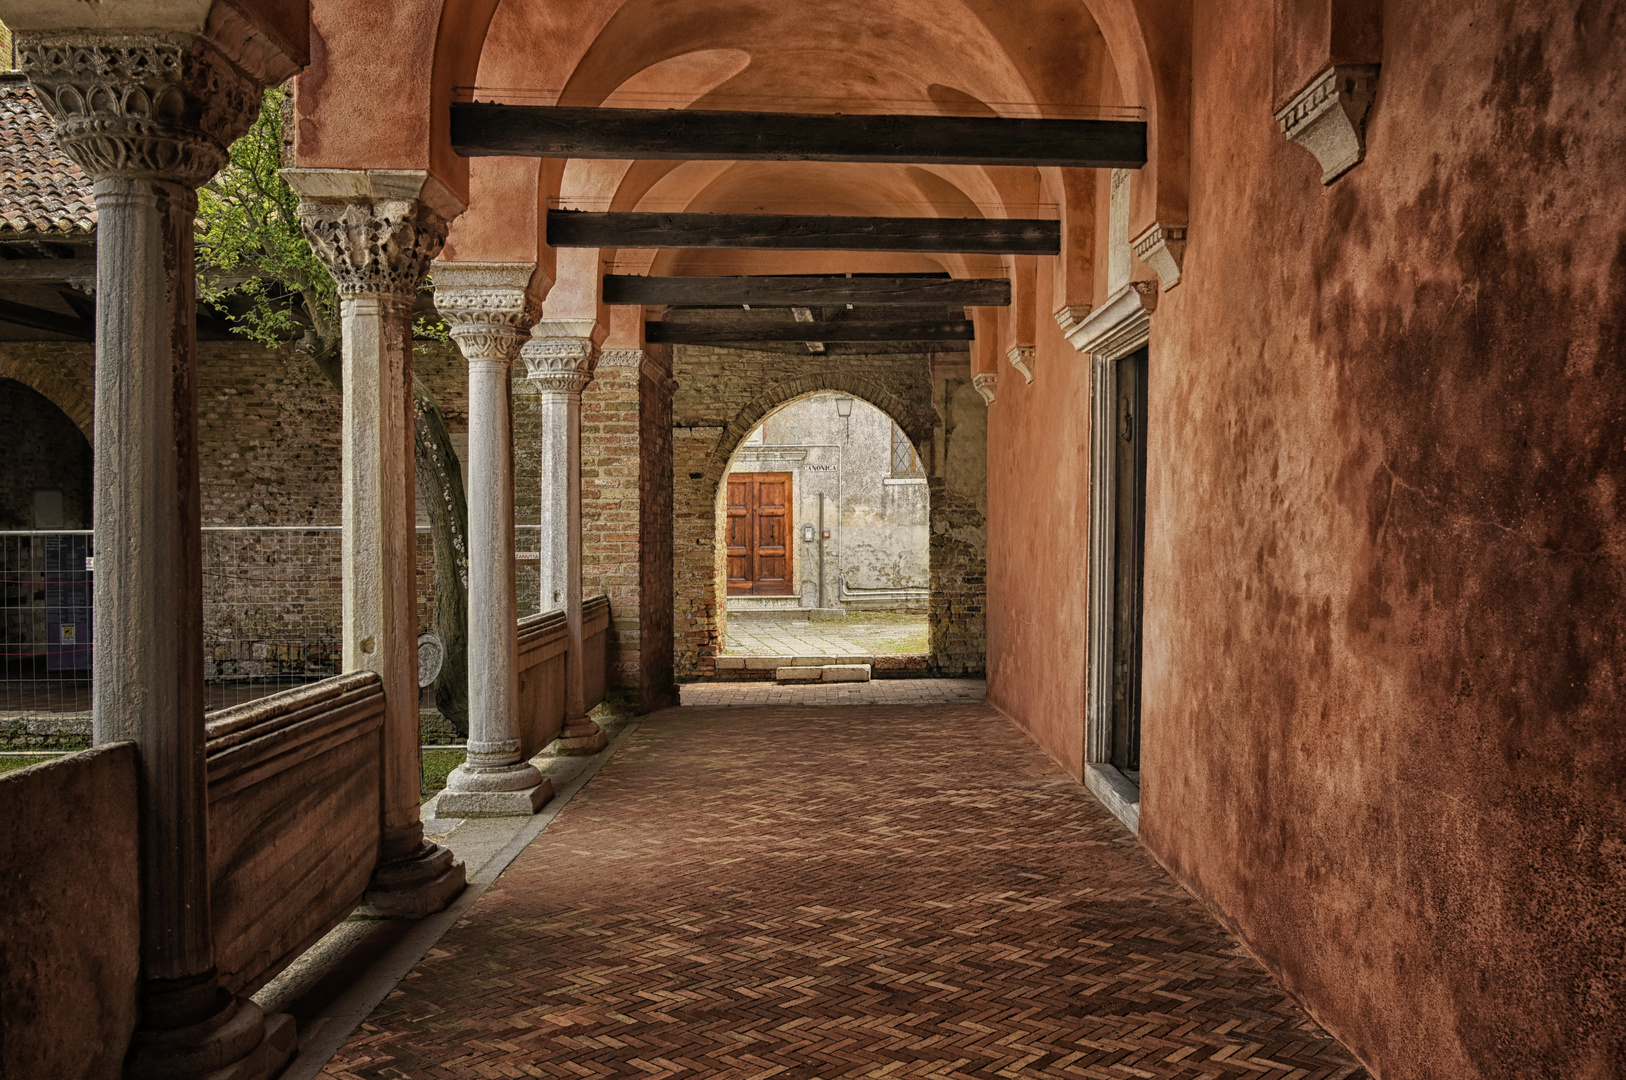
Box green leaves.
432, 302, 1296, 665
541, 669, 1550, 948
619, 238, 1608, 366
196, 86, 339, 356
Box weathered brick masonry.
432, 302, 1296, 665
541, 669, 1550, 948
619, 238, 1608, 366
670, 345, 986, 679
574, 348, 676, 710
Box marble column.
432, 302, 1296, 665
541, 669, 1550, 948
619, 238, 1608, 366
523, 327, 608, 754
19, 31, 293, 1078
434, 264, 552, 815
287, 169, 466, 916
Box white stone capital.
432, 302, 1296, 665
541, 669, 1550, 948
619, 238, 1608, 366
1276, 64, 1381, 184
1131, 223, 1187, 291
285, 170, 464, 299
522, 334, 597, 395
1007, 346, 1035, 385
973, 372, 998, 404
18, 31, 260, 186
434, 263, 539, 367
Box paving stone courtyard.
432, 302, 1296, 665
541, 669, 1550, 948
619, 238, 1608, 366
724, 612, 930, 659
319, 701, 1367, 1079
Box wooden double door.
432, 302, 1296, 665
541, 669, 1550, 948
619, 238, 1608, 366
727, 472, 794, 595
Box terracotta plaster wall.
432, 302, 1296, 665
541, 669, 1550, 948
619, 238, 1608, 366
1123, 4, 1622, 1077
984, 260, 1092, 781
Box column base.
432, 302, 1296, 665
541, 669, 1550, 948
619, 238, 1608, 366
551, 715, 608, 755
125, 992, 294, 1080
437, 760, 555, 817
360, 839, 466, 918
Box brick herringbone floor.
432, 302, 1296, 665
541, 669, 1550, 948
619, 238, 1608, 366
322, 703, 1368, 1079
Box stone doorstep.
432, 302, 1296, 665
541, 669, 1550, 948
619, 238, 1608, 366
729, 654, 874, 671
775, 667, 823, 683
774, 663, 873, 684
821, 664, 872, 683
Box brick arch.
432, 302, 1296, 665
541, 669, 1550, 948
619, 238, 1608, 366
0, 351, 94, 440
701, 372, 935, 491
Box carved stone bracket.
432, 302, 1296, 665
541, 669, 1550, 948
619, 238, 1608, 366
973, 371, 998, 405
1131, 223, 1187, 291
523, 335, 598, 395
1065, 280, 1158, 362
18, 32, 261, 186
1054, 304, 1093, 339
433, 263, 539, 367
1276, 64, 1381, 184
1007, 346, 1035, 385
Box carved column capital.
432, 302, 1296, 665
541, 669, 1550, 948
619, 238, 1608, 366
17, 32, 261, 187
296, 197, 451, 300
434, 264, 540, 367
522, 335, 598, 394
973, 372, 998, 405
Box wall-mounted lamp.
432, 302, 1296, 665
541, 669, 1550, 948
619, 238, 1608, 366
835, 396, 853, 440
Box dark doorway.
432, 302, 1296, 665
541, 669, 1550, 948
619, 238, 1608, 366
726, 472, 794, 595
1110, 347, 1147, 781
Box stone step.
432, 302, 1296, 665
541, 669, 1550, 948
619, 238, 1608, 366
775, 663, 872, 684
718, 654, 874, 671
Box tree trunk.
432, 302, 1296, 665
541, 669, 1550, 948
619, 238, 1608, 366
413, 380, 471, 736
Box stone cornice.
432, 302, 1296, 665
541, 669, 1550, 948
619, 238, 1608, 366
972, 371, 997, 405
1276, 64, 1381, 184
1064, 281, 1157, 360
286, 171, 465, 300
18, 31, 260, 186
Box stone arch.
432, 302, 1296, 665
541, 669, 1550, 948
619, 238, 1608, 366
0, 349, 94, 441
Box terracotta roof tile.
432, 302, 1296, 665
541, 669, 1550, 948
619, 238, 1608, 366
0, 75, 94, 237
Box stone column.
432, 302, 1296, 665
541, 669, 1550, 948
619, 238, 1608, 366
19, 31, 293, 1078
288, 170, 466, 915
434, 264, 552, 815
523, 327, 608, 754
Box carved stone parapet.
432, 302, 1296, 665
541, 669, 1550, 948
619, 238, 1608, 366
1276, 64, 1381, 184
434, 263, 539, 367
973, 372, 998, 405
1132, 223, 1187, 291
17, 32, 260, 186
1007, 346, 1035, 385
523, 336, 598, 395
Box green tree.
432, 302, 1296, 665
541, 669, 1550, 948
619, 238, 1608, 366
197, 86, 472, 735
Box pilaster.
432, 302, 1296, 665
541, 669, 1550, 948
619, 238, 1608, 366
434, 263, 552, 816
523, 327, 609, 754
18, 28, 293, 1080
288, 168, 467, 913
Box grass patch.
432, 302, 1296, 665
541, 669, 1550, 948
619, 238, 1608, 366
0, 755, 65, 775
421, 748, 466, 803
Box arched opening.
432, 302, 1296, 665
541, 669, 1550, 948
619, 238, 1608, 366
714, 392, 931, 672
0, 377, 91, 530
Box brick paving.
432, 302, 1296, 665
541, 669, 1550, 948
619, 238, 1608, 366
681, 678, 985, 707
321, 703, 1368, 1080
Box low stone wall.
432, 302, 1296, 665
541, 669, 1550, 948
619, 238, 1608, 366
205, 674, 385, 996
0, 742, 140, 1080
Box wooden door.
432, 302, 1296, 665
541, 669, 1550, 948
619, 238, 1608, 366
1111, 347, 1148, 778
726, 472, 795, 595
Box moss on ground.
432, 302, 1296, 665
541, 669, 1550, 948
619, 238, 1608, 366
0, 755, 61, 775
421, 748, 466, 803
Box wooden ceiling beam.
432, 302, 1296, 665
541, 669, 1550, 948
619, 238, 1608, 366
645, 318, 974, 345
452, 103, 1146, 169
603, 274, 1011, 307
550, 211, 1059, 254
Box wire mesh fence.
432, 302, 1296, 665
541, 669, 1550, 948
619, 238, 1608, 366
3, 525, 548, 732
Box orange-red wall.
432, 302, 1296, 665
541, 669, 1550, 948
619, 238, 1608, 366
986, 3, 1626, 1077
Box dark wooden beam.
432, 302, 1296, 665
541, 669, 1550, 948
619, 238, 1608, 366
604, 274, 1010, 307
0, 297, 93, 339
452, 103, 1146, 169
0, 256, 97, 284
550, 211, 1059, 254
646, 319, 974, 345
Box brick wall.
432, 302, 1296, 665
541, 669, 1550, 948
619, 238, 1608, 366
669, 345, 986, 679
638, 352, 675, 709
